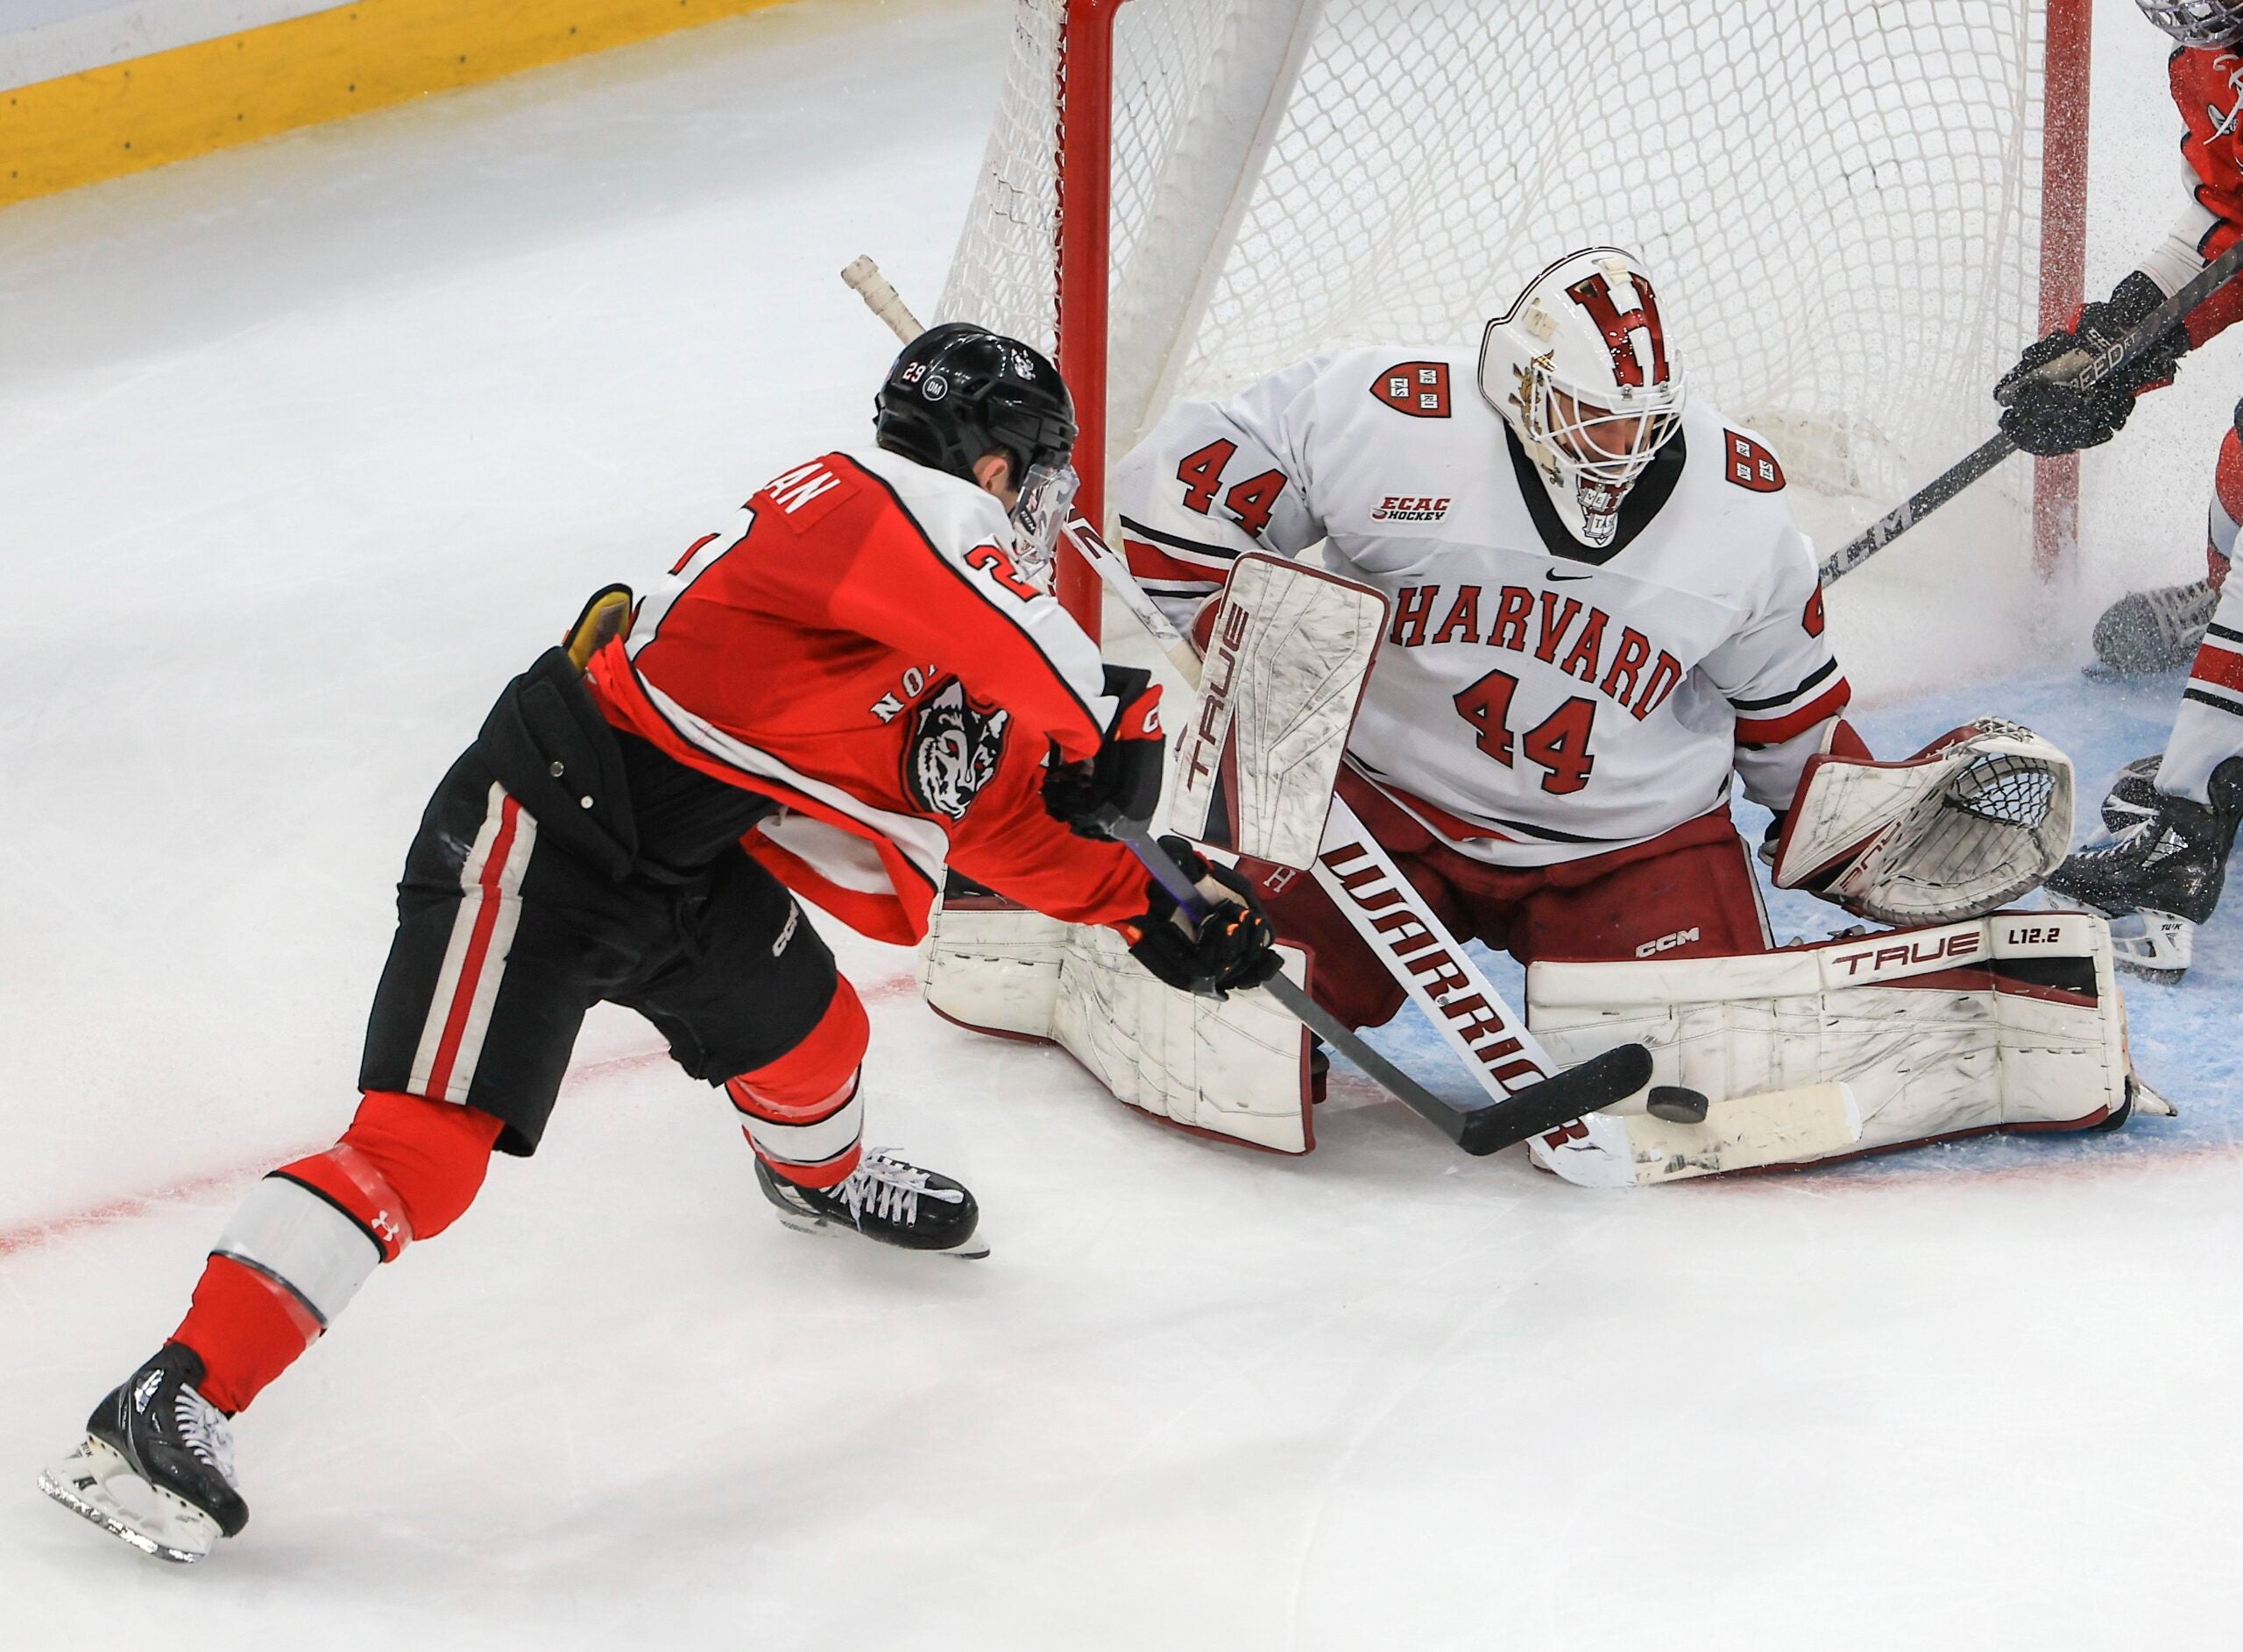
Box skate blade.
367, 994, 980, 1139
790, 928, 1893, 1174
770, 1207, 990, 1260
2107, 909, 2192, 982
39, 1438, 219, 1564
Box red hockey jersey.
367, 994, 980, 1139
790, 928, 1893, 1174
586, 446, 1150, 944
2145, 45, 2243, 343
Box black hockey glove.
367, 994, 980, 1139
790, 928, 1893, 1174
1994, 272, 2187, 457
1042, 664, 1166, 840
1122, 837, 1284, 999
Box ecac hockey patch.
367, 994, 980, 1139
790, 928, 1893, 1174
903, 677, 1010, 821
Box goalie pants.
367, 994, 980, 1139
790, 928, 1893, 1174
1249, 771, 1770, 1033
168, 681, 875, 1415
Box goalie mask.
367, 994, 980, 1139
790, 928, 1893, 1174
1478, 248, 1685, 549
2134, 0, 2243, 47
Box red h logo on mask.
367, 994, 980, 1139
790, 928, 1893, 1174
1564, 272, 1670, 391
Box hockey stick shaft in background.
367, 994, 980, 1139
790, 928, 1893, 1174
1822, 234, 2243, 584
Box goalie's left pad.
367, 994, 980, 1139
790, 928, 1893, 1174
1526, 910, 2155, 1168
1772, 718, 2074, 926
921, 895, 1316, 1153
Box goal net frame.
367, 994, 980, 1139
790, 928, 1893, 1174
943, 0, 2095, 634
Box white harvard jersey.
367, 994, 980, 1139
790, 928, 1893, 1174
1111, 348, 1850, 868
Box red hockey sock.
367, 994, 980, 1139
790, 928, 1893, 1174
725, 977, 870, 1190
171, 1091, 502, 1414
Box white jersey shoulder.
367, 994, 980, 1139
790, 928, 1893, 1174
844, 442, 1018, 564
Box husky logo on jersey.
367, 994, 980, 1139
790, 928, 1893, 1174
903, 676, 1009, 820
1370, 361, 1451, 418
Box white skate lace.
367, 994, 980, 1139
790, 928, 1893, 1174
833, 1151, 962, 1229
173, 1386, 240, 1487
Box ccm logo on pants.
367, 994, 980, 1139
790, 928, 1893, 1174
1636, 926, 1701, 959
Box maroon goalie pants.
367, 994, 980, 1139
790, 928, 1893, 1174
1246, 770, 1772, 1033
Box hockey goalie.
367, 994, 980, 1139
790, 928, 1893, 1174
1064, 245, 2165, 1174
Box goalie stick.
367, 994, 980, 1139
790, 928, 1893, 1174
1821, 234, 2243, 584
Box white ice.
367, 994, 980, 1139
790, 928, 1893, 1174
3, 1, 2240, 1645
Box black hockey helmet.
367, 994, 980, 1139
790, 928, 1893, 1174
874, 323, 1078, 489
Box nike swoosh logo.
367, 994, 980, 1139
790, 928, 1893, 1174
1545, 569, 1595, 582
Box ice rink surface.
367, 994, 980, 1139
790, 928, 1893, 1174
3, 0, 2240, 1644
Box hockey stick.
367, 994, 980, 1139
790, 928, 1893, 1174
1094, 807, 1651, 1156
1821, 235, 2243, 584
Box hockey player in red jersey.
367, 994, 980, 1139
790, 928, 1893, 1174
1993, 2, 2243, 978
39, 324, 1279, 1564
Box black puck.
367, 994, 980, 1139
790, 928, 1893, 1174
1646, 1085, 1709, 1125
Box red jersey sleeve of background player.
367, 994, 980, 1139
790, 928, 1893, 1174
2171, 46, 2243, 346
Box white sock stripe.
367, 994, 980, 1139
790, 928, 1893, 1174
213, 1175, 385, 1327
742, 1087, 866, 1168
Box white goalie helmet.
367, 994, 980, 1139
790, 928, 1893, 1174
2133, 0, 2243, 47
1478, 247, 1685, 548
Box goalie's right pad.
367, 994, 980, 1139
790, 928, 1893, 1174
1772, 718, 2074, 925
1526, 910, 2152, 1167
921, 896, 1315, 1153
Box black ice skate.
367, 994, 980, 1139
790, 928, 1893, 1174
2088, 578, 2218, 678
40, 1343, 248, 1563
755, 1149, 987, 1258
2044, 758, 2243, 981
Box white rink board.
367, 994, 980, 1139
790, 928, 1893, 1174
0, 0, 332, 90
2, 1, 2240, 1646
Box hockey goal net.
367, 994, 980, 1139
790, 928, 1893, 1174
935, 0, 2091, 624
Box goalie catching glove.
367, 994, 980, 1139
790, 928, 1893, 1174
1994, 271, 2189, 457
1042, 664, 1165, 839
1118, 836, 1283, 999
1769, 718, 2075, 926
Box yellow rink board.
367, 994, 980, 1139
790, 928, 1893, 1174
2, 0, 797, 209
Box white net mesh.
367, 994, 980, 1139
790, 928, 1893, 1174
938, 0, 2052, 535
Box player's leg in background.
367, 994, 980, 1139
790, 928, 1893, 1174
1505, 815, 1771, 967
627, 850, 981, 1256
2158, 505, 2243, 808
2048, 423, 2243, 977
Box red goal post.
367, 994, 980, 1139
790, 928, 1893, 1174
940, 0, 2097, 631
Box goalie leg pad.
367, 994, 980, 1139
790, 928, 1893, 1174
1525, 911, 2140, 1164
922, 897, 1314, 1153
